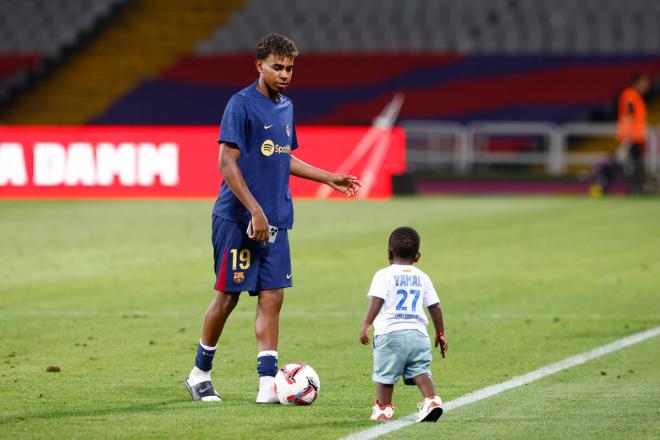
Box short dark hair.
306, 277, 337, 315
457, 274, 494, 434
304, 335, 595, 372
388, 226, 420, 260
256, 33, 299, 60
631, 73, 649, 86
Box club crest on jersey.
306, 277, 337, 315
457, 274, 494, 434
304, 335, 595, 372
285, 124, 291, 137
233, 272, 245, 283
261, 140, 275, 157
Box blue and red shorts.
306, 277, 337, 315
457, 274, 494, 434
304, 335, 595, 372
212, 215, 292, 295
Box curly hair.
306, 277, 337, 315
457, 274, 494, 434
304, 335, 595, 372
256, 33, 299, 60
388, 226, 420, 260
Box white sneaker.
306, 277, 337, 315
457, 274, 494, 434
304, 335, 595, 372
256, 376, 279, 403
370, 401, 394, 421
416, 396, 443, 422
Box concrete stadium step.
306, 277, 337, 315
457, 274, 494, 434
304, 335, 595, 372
0, 0, 244, 125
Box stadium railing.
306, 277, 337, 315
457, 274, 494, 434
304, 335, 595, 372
403, 121, 659, 178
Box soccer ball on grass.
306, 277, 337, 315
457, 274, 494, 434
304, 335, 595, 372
274, 362, 320, 405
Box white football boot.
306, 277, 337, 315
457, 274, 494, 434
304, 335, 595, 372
256, 376, 279, 403
370, 401, 394, 421
416, 395, 443, 422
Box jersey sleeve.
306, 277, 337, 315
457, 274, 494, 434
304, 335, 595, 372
366, 270, 388, 300
291, 120, 299, 151
218, 95, 247, 149
422, 274, 440, 307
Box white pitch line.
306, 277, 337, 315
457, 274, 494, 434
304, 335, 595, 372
341, 325, 660, 440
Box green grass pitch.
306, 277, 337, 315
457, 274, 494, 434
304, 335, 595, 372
1, 197, 659, 439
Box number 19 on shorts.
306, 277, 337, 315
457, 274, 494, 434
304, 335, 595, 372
230, 248, 251, 270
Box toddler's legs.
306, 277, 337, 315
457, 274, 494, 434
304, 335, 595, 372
412, 374, 436, 399
371, 383, 395, 421
412, 374, 443, 422
376, 383, 394, 404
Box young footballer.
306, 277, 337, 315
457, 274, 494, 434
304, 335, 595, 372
360, 226, 448, 422
185, 33, 362, 403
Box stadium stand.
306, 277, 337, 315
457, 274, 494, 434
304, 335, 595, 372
86, 0, 660, 126
0, 0, 127, 56
198, 0, 660, 54
0, 0, 128, 104
0, 0, 244, 125
92, 53, 660, 125
0, 54, 40, 101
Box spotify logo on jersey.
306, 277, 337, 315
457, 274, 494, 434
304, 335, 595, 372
261, 140, 275, 156
260, 139, 291, 157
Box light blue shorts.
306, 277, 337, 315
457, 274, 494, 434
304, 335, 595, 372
373, 329, 432, 385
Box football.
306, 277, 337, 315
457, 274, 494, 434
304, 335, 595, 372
274, 363, 320, 405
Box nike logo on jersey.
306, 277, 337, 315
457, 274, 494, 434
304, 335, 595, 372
286, 273, 292, 280
264, 124, 273, 129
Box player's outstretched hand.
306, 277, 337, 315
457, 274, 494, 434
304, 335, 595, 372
359, 324, 371, 345
327, 174, 362, 197
435, 331, 448, 358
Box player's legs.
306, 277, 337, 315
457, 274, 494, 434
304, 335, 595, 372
184, 291, 240, 402
252, 230, 291, 403
202, 291, 240, 347
185, 217, 256, 402
627, 143, 645, 194
255, 288, 284, 403
255, 288, 284, 351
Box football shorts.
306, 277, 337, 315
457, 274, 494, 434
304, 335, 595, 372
212, 215, 292, 295
372, 329, 432, 385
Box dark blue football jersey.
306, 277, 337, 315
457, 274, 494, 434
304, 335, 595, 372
212, 81, 298, 229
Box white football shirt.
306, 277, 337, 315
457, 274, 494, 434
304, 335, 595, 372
367, 264, 440, 336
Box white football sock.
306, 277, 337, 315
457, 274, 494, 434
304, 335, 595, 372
256, 376, 278, 403
188, 366, 211, 387
257, 350, 278, 358
259, 375, 275, 390
200, 341, 217, 351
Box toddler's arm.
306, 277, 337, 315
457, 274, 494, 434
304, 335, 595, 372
428, 304, 447, 357
360, 297, 385, 345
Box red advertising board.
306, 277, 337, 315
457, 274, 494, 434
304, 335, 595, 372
0, 126, 405, 199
